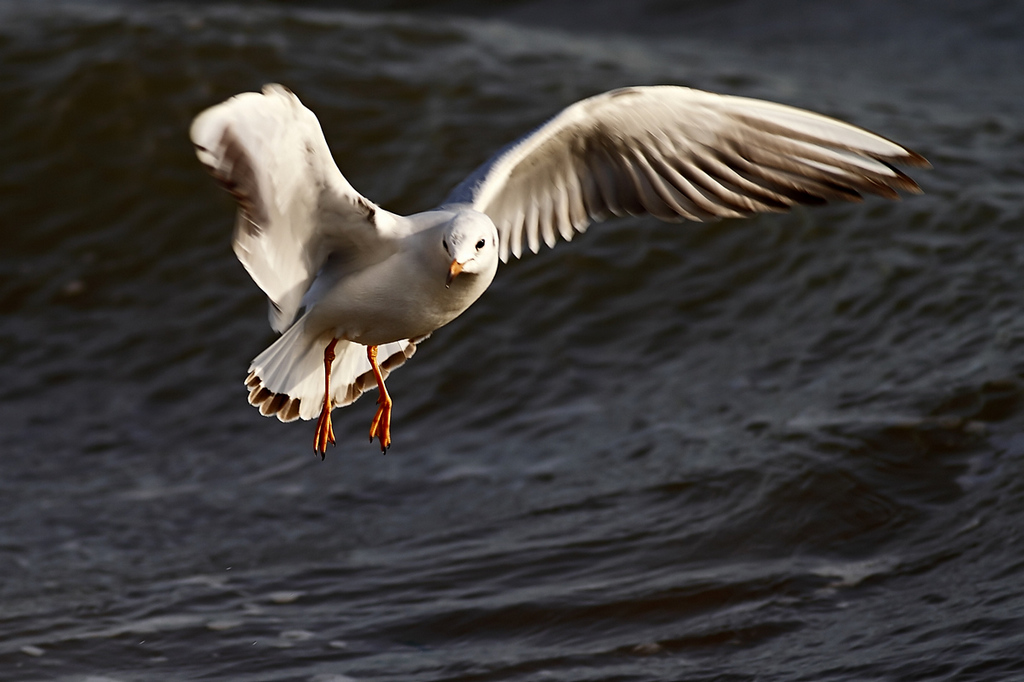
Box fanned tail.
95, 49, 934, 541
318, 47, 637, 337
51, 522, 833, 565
244, 315, 428, 422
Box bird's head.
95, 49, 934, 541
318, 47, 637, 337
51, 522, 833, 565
442, 210, 499, 287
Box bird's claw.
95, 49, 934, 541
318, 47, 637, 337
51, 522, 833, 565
314, 403, 336, 459
368, 395, 392, 453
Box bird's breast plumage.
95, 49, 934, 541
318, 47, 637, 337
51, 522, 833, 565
304, 238, 495, 347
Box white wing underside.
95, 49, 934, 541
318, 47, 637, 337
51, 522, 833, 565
444, 86, 930, 262
190, 84, 406, 332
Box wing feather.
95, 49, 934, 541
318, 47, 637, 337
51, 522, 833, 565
443, 85, 929, 262
191, 84, 406, 331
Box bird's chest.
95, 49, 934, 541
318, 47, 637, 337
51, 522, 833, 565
309, 254, 490, 346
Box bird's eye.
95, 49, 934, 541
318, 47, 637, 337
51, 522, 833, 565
476, 239, 485, 250
442, 239, 448, 253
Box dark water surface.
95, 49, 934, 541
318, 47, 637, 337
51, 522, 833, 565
3, 1, 1024, 680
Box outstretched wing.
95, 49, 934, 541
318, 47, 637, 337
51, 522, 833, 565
191, 84, 406, 332
444, 85, 930, 262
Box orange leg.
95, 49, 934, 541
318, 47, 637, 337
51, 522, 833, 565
366, 345, 393, 452
313, 338, 339, 459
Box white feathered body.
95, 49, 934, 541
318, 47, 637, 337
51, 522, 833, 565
303, 210, 495, 347
247, 208, 497, 422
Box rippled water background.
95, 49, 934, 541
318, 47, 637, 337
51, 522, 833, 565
3, 1, 1024, 680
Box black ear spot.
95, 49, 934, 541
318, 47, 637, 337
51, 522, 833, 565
443, 239, 449, 253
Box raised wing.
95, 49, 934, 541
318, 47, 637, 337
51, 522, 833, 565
444, 86, 930, 262
191, 84, 404, 332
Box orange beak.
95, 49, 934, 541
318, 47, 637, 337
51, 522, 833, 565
445, 259, 463, 288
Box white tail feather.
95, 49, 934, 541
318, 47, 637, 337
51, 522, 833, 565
244, 315, 428, 422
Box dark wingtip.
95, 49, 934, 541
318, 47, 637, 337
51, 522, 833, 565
902, 149, 932, 169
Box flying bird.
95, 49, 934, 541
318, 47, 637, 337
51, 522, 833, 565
190, 83, 928, 457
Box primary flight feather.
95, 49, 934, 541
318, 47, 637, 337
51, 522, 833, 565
190, 84, 928, 457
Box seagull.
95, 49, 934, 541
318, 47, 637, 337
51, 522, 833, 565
190, 83, 928, 458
